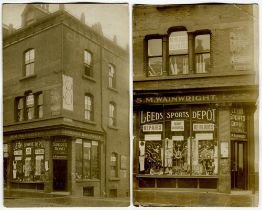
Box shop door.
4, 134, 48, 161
231, 141, 247, 190
53, 159, 67, 191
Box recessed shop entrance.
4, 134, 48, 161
53, 159, 67, 191
231, 141, 247, 190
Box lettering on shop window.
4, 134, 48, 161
141, 109, 216, 124
230, 108, 247, 140
143, 124, 163, 132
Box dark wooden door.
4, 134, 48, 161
231, 141, 247, 190
53, 159, 67, 191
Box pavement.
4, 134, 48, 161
3, 189, 130, 207
134, 189, 259, 207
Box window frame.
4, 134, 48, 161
145, 35, 164, 77
24, 49, 35, 77
193, 31, 211, 74
110, 152, 119, 178
83, 50, 93, 77
108, 63, 116, 89
168, 29, 189, 75
108, 102, 117, 127
75, 139, 100, 180
84, 94, 94, 121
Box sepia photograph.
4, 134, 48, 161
132, 3, 259, 207
3, 3, 130, 207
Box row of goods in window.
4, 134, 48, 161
11, 140, 47, 182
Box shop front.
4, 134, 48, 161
4, 127, 104, 196
134, 89, 257, 193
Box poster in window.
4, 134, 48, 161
221, 142, 229, 158
26, 147, 32, 155
171, 120, 184, 131
25, 157, 31, 177
35, 155, 43, 176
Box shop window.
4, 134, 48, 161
84, 50, 93, 77
108, 64, 116, 89
147, 38, 163, 76
11, 140, 45, 182
84, 94, 94, 121
110, 152, 118, 177
75, 139, 100, 180
138, 107, 218, 177
195, 34, 210, 73
24, 49, 35, 77
169, 31, 189, 75
109, 102, 116, 127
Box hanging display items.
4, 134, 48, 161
139, 107, 218, 176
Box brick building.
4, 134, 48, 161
3, 4, 129, 198
133, 4, 258, 201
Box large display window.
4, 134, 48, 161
75, 139, 100, 180
11, 139, 46, 182
138, 106, 218, 176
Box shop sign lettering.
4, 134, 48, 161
25, 148, 32, 155
172, 136, 184, 141
141, 109, 216, 124
53, 141, 68, 155
135, 95, 217, 104
171, 121, 184, 131
230, 108, 246, 134
195, 133, 213, 140
193, 123, 215, 131
144, 134, 162, 141
231, 133, 247, 140
143, 124, 163, 132
35, 149, 45, 155
14, 150, 22, 156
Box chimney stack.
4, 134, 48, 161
59, 4, 65, 11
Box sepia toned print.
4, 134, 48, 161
133, 4, 259, 207
3, 3, 129, 207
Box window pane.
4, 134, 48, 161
169, 31, 188, 55
83, 142, 91, 179
38, 106, 43, 118
91, 141, 99, 178
84, 51, 92, 65
170, 55, 189, 75
148, 57, 162, 76
85, 110, 90, 120
195, 34, 210, 53
27, 107, 34, 120
30, 49, 35, 61
38, 94, 43, 105
25, 51, 30, 63
75, 141, 83, 179
195, 53, 210, 73
18, 98, 23, 109
148, 39, 162, 56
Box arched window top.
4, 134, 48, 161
84, 50, 92, 66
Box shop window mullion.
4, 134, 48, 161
189, 107, 193, 176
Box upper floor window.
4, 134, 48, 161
84, 50, 93, 77
24, 49, 35, 76
16, 98, 24, 122
15, 91, 43, 122
195, 34, 210, 73
110, 152, 118, 177
147, 38, 163, 76
169, 31, 189, 75
145, 29, 211, 77
109, 102, 116, 127
108, 64, 116, 88
84, 94, 94, 121
26, 92, 35, 120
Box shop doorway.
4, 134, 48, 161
231, 141, 247, 190
4, 158, 8, 186
53, 159, 67, 191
